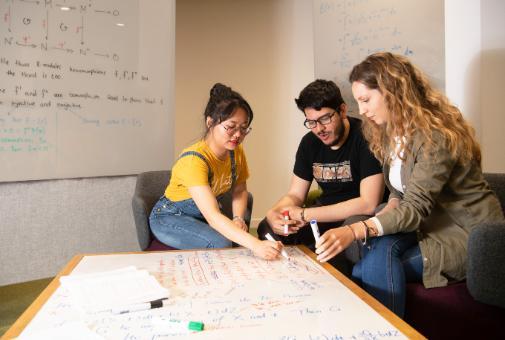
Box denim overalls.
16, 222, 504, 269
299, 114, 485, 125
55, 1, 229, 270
149, 151, 236, 249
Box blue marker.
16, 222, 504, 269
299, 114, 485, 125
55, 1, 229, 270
310, 220, 320, 243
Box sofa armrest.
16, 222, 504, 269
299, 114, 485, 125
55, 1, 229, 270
467, 222, 505, 308
484, 173, 505, 213
132, 171, 171, 250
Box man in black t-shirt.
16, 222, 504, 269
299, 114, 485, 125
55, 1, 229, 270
258, 80, 384, 266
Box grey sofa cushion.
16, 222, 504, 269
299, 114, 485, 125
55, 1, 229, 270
467, 222, 505, 308
484, 173, 505, 213
465, 173, 505, 308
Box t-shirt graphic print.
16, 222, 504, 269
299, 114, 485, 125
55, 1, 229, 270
313, 161, 353, 183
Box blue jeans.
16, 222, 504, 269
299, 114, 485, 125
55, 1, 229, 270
351, 232, 423, 318
149, 196, 232, 249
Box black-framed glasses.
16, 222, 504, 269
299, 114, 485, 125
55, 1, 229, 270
221, 124, 252, 136
303, 111, 336, 129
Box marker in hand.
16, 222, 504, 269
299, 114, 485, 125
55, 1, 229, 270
310, 220, 320, 243
265, 233, 289, 259
282, 210, 289, 235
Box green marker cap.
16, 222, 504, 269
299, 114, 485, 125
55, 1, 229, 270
188, 321, 204, 331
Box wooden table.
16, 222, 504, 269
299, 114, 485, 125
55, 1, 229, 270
3, 246, 426, 339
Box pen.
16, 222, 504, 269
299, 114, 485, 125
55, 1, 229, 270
265, 233, 289, 259
310, 219, 320, 243
282, 210, 289, 235
112, 298, 169, 314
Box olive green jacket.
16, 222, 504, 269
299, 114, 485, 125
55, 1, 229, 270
376, 133, 504, 288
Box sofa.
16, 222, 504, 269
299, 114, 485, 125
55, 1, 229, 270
403, 173, 505, 339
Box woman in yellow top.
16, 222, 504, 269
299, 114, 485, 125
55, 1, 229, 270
150, 83, 283, 260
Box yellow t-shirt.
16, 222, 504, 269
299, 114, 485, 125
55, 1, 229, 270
165, 140, 250, 201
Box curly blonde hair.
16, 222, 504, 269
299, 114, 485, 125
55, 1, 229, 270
349, 52, 481, 166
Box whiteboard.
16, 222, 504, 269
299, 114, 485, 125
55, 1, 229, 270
0, 0, 174, 182
19, 247, 411, 339
313, 0, 445, 115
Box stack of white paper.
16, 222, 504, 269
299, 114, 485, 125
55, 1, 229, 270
59, 266, 169, 312
18, 321, 106, 340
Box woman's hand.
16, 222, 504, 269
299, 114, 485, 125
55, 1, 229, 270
314, 226, 356, 263
252, 239, 284, 260
376, 198, 400, 216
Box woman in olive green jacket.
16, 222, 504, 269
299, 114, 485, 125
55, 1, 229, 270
313, 52, 504, 318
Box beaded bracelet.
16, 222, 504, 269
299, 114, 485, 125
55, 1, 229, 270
347, 225, 358, 241
360, 220, 370, 246
300, 208, 307, 223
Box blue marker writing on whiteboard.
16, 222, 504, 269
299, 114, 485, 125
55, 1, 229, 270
310, 220, 320, 243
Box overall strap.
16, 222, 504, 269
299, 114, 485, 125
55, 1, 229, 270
229, 150, 236, 188
178, 151, 213, 184
178, 150, 236, 189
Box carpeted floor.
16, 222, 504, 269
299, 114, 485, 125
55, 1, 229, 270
0, 278, 53, 337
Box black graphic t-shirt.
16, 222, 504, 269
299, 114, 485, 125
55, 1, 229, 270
294, 117, 382, 206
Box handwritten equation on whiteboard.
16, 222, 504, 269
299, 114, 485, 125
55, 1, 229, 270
0, 0, 173, 181
20, 247, 406, 339
313, 0, 445, 115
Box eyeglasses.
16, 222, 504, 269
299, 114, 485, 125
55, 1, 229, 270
221, 124, 252, 136
304, 111, 336, 129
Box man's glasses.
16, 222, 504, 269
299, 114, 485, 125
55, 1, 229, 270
221, 124, 252, 136
303, 111, 336, 129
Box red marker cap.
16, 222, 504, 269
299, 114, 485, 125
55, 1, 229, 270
282, 211, 289, 217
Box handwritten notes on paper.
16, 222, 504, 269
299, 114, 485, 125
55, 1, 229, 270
20, 247, 407, 339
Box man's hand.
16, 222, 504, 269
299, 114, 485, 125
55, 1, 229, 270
266, 208, 300, 236
284, 205, 309, 227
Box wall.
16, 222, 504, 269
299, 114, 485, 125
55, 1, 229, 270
480, 0, 505, 172
445, 0, 505, 172
175, 0, 315, 227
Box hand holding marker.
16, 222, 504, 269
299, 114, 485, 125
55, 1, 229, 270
265, 233, 289, 259
282, 210, 289, 235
